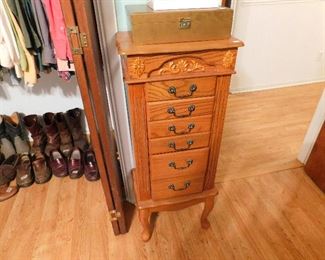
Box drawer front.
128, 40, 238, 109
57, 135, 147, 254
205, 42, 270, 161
126, 50, 238, 81
151, 176, 204, 200
150, 148, 209, 181
146, 77, 216, 102
147, 97, 214, 121
148, 115, 212, 139
149, 132, 210, 155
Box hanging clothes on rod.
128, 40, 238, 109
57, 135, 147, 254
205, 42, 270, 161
0, 0, 74, 86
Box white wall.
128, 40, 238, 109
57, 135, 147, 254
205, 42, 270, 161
231, 0, 325, 92
0, 72, 84, 116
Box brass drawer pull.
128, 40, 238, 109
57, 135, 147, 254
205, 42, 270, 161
168, 84, 197, 98
169, 159, 193, 170
168, 123, 195, 135
168, 140, 194, 151
167, 104, 195, 118
168, 181, 191, 191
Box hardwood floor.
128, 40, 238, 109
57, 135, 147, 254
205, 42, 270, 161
0, 83, 324, 259
217, 82, 325, 182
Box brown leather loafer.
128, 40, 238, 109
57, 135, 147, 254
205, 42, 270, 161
84, 150, 100, 181
16, 154, 34, 187
0, 183, 18, 202
50, 150, 68, 177
68, 148, 83, 179
32, 152, 52, 184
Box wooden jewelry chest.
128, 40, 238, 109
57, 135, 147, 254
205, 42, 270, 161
116, 32, 243, 241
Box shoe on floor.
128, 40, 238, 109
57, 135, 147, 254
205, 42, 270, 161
0, 116, 16, 158
0, 183, 18, 202
4, 113, 30, 154
43, 113, 60, 156
49, 150, 68, 177
23, 114, 47, 154
0, 154, 20, 185
66, 108, 88, 151
84, 150, 100, 181
68, 147, 83, 179
16, 154, 34, 187
55, 113, 73, 157
32, 152, 52, 184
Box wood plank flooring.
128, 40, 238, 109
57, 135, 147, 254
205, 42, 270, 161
217, 82, 325, 182
0, 83, 324, 259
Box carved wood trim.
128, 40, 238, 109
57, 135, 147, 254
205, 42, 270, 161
222, 51, 235, 69
158, 58, 206, 75
126, 50, 238, 81
131, 57, 145, 78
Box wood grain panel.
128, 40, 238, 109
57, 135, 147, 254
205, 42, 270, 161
151, 176, 204, 200
149, 132, 210, 154
204, 76, 231, 190
148, 115, 212, 139
150, 148, 210, 180
147, 97, 215, 121
127, 84, 151, 200
305, 122, 325, 192
146, 77, 216, 102
60, 0, 122, 234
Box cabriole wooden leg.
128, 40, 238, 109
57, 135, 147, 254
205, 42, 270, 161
201, 196, 215, 229
139, 208, 151, 241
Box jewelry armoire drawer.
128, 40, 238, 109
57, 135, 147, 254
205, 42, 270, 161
147, 96, 214, 121
148, 115, 212, 139
125, 49, 238, 81
151, 175, 204, 200
150, 148, 209, 181
149, 132, 210, 155
145, 77, 217, 102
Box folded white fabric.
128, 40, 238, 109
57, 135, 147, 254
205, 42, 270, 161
147, 0, 222, 10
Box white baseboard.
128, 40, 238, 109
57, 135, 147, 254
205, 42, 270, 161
230, 79, 325, 94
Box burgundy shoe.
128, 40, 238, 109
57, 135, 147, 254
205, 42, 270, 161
49, 150, 68, 177
68, 148, 83, 179
84, 150, 100, 181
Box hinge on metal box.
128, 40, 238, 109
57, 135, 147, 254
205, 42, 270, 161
67, 26, 88, 55
109, 210, 121, 221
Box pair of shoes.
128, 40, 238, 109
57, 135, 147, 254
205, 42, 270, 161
50, 147, 83, 179
49, 148, 99, 181
0, 113, 30, 158
0, 154, 19, 202
15, 152, 51, 187
23, 108, 88, 158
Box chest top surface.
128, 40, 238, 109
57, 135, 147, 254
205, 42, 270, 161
116, 32, 244, 56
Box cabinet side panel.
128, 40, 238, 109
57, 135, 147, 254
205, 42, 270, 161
128, 84, 151, 200
204, 75, 231, 190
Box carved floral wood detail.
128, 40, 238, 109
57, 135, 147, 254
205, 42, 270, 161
222, 51, 235, 69
131, 57, 145, 78
158, 59, 205, 75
